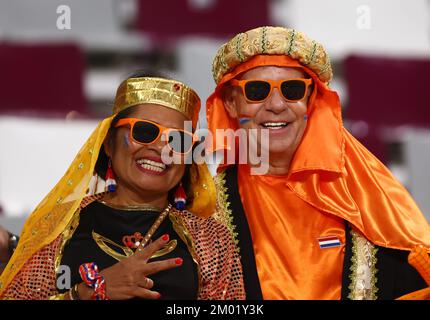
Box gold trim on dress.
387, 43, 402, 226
93, 231, 134, 261
169, 211, 202, 297
49, 292, 68, 300
98, 200, 163, 213
49, 194, 107, 300
54, 207, 81, 275
92, 203, 176, 261
213, 172, 240, 251
92, 231, 177, 261
348, 229, 378, 300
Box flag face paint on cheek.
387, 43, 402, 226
239, 118, 251, 125
123, 132, 131, 148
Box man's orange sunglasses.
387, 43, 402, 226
115, 118, 198, 154
230, 78, 313, 103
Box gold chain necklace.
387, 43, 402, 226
92, 204, 177, 261
98, 200, 163, 213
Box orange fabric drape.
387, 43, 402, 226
238, 164, 345, 299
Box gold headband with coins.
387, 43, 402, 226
212, 26, 333, 84
113, 77, 200, 121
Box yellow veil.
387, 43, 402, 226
0, 77, 216, 294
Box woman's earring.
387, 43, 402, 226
174, 183, 187, 210
105, 159, 117, 193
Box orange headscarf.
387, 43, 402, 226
206, 54, 430, 252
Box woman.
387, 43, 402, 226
0, 74, 245, 300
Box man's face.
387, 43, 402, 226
223, 66, 312, 157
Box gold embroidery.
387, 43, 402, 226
53, 195, 105, 280
98, 200, 163, 212
213, 172, 239, 251
348, 229, 378, 300
212, 26, 333, 84
220, 45, 229, 74
286, 29, 296, 56
49, 292, 68, 300
113, 77, 199, 119
235, 33, 245, 63
308, 41, 317, 64
261, 26, 268, 53
169, 211, 202, 297
93, 231, 133, 261
92, 231, 177, 261
90, 203, 176, 261
54, 207, 81, 276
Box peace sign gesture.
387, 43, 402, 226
74, 234, 182, 300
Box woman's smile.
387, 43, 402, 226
135, 156, 169, 176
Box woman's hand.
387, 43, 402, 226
77, 234, 182, 300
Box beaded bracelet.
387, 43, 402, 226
78, 262, 109, 300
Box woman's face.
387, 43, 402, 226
106, 104, 188, 198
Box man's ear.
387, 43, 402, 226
222, 86, 239, 119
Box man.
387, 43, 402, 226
206, 26, 430, 299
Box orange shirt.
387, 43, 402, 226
238, 165, 345, 300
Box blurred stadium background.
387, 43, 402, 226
0, 0, 429, 233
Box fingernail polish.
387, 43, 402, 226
162, 234, 169, 242
175, 258, 183, 265
156, 292, 162, 299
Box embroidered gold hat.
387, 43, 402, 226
212, 26, 333, 84
113, 77, 200, 125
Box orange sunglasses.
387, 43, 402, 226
230, 78, 313, 103
114, 118, 198, 154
